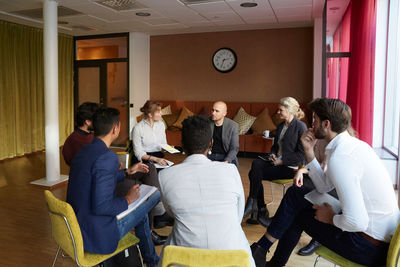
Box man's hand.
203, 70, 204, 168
224, 160, 229, 163
126, 184, 140, 204
127, 162, 149, 175
313, 203, 335, 225
301, 129, 317, 163
118, 163, 124, 170
293, 169, 306, 187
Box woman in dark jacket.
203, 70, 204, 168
243, 97, 307, 227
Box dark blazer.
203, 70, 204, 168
271, 118, 307, 166
67, 138, 127, 254
209, 117, 239, 163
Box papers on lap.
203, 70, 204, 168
153, 160, 174, 169
116, 184, 158, 220
161, 144, 180, 154
304, 189, 342, 214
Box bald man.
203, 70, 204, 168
208, 101, 239, 167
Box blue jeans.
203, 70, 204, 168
208, 153, 238, 167
267, 186, 389, 266
117, 190, 161, 267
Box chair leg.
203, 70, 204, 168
136, 244, 144, 267
266, 181, 274, 206
52, 246, 61, 267
313, 255, 320, 267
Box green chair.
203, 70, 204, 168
314, 221, 400, 267
161, 245, 251, 267
44, 190, 142, 267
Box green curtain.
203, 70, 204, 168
0, 21, 73, 160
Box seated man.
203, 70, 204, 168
158, 115, 255, 267
63, 103, 167, 244
62, 102, 99, 166
251, 98, 400, 267
208, 101, 239, 166
67, 108, 160, 267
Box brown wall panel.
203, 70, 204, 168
150, 28, 314, 103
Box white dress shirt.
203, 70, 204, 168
158, 154, 255, 267
132, 119, 167, 161
306, 131, 400, 242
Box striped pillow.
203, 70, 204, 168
233, 107, 256, 135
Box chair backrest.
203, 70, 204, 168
387, 222, 400, 267
161, 245, 251, 267
44, 190, 85, 264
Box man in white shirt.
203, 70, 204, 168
158, 115, 255, 267
251, 98, 400, 267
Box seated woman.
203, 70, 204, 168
132, 100, 173, 228
132, 100, 168, 166
243, 97, 307, 227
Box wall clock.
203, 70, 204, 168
212, 47, 237, 73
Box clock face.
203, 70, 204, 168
212, 48, 237, 73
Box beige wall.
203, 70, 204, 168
150, 27, 314, 103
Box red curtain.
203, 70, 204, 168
346, 0, 377, 145
338, 3, 352, 101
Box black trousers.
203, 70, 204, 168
248, 159, 296, 207
267, 186, 389, 266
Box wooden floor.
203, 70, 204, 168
0, 150, 333, 267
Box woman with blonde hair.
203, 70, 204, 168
243, 97, 307, 227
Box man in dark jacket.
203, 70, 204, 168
208, 101, 239, 166
66, 108, 160, 267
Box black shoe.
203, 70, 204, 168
151, 231, 167, 246
297, 239, 321, 256
257, 207, 271, 228
243, 197, 257, 218
154, 212, 174, 229
251, 242, 268, 267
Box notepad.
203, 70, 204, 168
116, 184, 158, 220
161, 144, 180, 154
304, 189, 342, 214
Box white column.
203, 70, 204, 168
129, 32, 150, 138
43, 0, 60, 182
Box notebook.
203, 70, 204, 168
116, 184, 158, 220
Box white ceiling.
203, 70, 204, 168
0, 0, 327, 36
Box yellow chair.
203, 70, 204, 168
161, 245, 251, 267
44, 190, 142, 267
314, 221, 400, 267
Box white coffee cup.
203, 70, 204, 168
263, 130, 270, 138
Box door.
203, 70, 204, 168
75, 60, 128, 146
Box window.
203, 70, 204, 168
383, 0, 400, 156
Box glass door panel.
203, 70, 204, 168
78, 67, 100, 104
107, 62, 128, 146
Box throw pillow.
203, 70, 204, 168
161, 105, 172, 116
233, 107, 257, 135
251, 107, 276, 135
172, 106, 194, 129
163, 109, 181, 127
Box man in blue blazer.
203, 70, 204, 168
67, 107, 160, 267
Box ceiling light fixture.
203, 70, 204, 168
135, 12, 151, 17
240, 2, 257, 7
